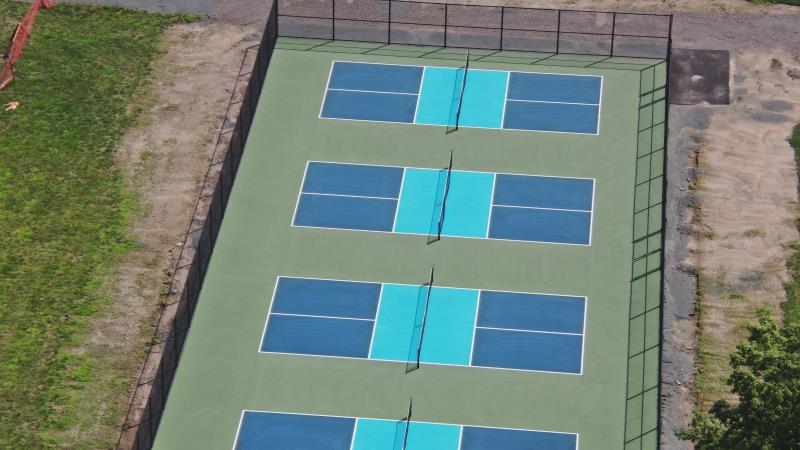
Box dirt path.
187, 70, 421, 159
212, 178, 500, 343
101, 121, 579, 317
56, 20, 259, 448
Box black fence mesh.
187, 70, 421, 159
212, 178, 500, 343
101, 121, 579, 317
115, 5, 278, 450
625, 60, 670, 450
277, 0, 672, 59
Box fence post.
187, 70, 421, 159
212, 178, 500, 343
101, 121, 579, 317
499, 6, 504, 51
274, 0, 279, 36
331, 0, 336, 40
555, 9, 561, 54
444, 3, 448, 48
610, 12, 616, 57
388, 1, 392, 44
657, 19, 673, 444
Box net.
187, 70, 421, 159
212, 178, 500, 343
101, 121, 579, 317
445, 49, 470, 134
427, 150, 453, 244
393, 398, 413, 450
405, 266, 434, 373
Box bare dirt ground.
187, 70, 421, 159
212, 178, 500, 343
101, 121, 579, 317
57, 20, 259, 448
659, 10, 800, 450
663, 51, 800, 450
683, 48, 800, 404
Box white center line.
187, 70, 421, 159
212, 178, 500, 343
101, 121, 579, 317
476, 326, 583, 337
491, 204, 591, 213
302, 192, 399, 201
328, 87, 418, 96
505, 98, 599, 106
271, 312, 375, 322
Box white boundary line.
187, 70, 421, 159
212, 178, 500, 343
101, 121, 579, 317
256, 276, 282, 353
391, 169, 407, 232
257, 276, 588, 376
588, 178, 597, 247
274, 275, 588, 300
232, 409, 579, 449
499, 71, 511, 129
260, 349, 582, 376
468, 291, 482, 365
367, 284, 384, 358
485, 173, 497, 239
231, 409, 246, 450
292, 223, 592, 247
317, 61, 337, 119
580, 295, 589, 376
319, 60, 604, 136
348, 417, 358, 450
595, 75, 605, 135
321, 114, 601, 136
411, 66, 426, 124
457, 425, 464, 450
290, 161, 311, 227
306, 159, 596, 182
329, 58, 603, 79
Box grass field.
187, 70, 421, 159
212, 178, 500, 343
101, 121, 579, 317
0, 3, 190, 447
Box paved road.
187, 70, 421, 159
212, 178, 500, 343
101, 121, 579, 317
66, 0, 270, 25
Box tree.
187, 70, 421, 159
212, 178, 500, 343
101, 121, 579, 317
679, 312, 800, 449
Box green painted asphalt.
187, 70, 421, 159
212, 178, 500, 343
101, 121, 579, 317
153, 45, 655, 449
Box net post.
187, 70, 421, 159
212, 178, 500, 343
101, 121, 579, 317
388, 1, 392, 44
402, 397, 413, 449
610, 12, 617, 57
437, 150, 454, 240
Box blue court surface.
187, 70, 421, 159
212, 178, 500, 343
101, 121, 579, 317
293, 162, 594, 246
234, 411, 578, 450
320, 61, 602, 134
259, 277, 586, 374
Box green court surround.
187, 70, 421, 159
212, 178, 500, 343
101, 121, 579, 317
152, 39, 667, 450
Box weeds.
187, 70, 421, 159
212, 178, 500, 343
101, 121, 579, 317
0, 3, 192, 447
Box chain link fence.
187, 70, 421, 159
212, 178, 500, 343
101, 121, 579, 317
277, 0, 672, 59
